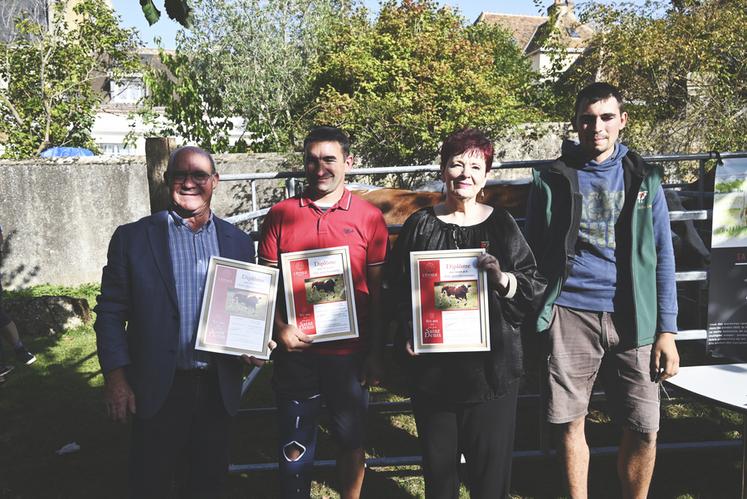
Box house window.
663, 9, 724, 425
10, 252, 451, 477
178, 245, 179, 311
566, 27, 581, 38
109, 77, 146, 104
98, 143, 137, 156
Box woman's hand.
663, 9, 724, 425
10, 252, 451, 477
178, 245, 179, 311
405, 339, 419, 357
477, 254, 509, 290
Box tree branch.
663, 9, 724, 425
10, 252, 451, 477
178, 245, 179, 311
0, 92, 23, 126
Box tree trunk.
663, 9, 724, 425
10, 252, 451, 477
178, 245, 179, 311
145, 136, 176, 214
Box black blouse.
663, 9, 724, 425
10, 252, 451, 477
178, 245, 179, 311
388, 207, 546, 403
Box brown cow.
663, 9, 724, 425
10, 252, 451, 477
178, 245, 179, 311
441, 284, 471, 302
351, 180, 530, 227
311, 278, 337, 295
234, 294, 260, 313
351, 173, 712, 272
349, 168, 714, 336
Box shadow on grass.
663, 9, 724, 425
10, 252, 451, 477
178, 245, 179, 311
0, 287, 112, 498
0, 325, 130, 499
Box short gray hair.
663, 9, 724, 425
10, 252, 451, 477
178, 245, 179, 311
167, 146, 216, 173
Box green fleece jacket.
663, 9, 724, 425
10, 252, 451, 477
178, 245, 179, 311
526, 149, 674, 347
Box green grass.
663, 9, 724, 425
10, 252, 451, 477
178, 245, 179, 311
0, 285, 744, 498
713, 224, 747, 238
3, 282, 100, 305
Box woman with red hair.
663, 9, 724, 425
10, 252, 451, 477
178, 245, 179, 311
388, 128, 545, 498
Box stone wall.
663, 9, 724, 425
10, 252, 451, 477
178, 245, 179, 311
0, 126, 572, 289
0, 157, 150, 289
0, 153, 298, 289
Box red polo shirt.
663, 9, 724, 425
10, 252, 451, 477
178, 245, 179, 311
259, 188, 389, 354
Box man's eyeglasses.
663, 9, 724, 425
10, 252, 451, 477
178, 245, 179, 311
165, 171, 214, 185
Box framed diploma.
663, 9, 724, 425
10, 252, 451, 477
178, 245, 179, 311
196, 256, 279, 360
280, 246, 359, 342
410, 249, 490, 354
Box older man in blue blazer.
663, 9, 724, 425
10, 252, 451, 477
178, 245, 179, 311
95, 146, 265, 498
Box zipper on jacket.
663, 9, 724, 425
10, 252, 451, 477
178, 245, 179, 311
562, 170, 582, 281
625, 155, 646, 347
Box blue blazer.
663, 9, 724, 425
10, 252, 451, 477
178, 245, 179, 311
94, 211, 255, 418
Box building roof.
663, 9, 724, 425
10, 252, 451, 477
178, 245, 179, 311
475, 12, 547, 52
476, 2, 594, 55
524, 12, 593, 55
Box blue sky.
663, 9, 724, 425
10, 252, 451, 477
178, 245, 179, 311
111, 0, 556, 49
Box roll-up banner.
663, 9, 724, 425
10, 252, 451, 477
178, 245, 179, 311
707, 158, 747, 361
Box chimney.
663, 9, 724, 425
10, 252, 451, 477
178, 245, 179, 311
548, 0, 574, 16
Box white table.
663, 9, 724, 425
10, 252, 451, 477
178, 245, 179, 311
665, 363, 747, 499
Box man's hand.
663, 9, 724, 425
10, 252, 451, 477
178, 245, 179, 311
651, 332, 679, 382
275, 323, 313, 352
241, 340, 277, 367
360, 351, 384, 387
103, 368, 136, 423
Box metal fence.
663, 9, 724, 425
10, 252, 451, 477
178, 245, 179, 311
222, 150, 747, 474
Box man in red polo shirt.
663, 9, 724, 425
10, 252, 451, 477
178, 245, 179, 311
259, 126, 388, 498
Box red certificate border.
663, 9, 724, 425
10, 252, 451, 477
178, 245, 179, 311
409, 249, 490, 354
280, 246, 359, 343
195, 256, 279, 360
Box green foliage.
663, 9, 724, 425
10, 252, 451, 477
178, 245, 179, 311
310, 0, 543, 168
142, 47, 236, 153
0, 0, 140, 159
553, 0, 747, 155
140, 0, 194, 28
162, 0, 194, 28
143, 0, 354, 153
140, 0, 162, 26
714, 179, 747, 193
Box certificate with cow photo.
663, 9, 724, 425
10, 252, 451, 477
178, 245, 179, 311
280, 246, 359, 342
410, 249, 490, 354
195, 256, 279, 360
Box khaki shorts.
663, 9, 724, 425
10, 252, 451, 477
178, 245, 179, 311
545, 305, 660, 433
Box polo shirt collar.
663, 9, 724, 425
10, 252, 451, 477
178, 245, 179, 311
299, 188, 352, 211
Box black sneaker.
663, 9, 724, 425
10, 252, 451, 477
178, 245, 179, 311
0, 365, 14, 378
15, 348, 36, 366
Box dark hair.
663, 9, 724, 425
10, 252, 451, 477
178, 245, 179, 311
303, 126, 351, 157
439, 128, 494, 171
574, 82, 625, 119
167, 145, 216, 174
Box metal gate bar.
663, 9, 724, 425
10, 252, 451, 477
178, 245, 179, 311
226, 151, 747, 477
229, 440, 742, 473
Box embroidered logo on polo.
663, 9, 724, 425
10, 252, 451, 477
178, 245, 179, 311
636, 190, 652, 209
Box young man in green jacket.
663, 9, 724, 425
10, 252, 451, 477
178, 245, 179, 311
526, 82, 680, 499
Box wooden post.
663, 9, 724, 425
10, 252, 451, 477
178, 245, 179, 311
145, 137, 176, 214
